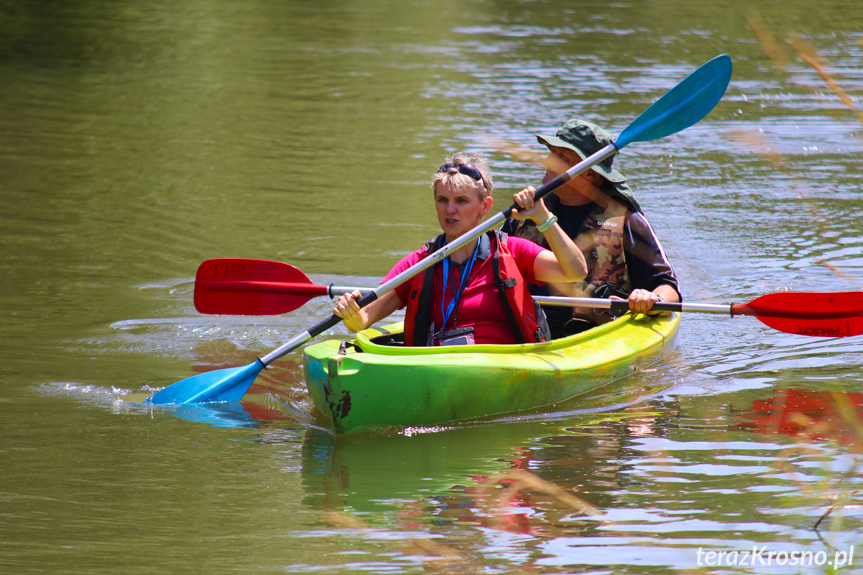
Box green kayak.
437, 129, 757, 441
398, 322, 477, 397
303, 311, 681, 434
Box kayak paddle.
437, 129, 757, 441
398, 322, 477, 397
146, 54, 733, 405
192, 259, 863, 339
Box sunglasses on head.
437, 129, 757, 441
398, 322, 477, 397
438, 162, 483, 182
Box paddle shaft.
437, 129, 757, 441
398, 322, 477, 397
257, 146, 618, 366
538, 296, 725, 314
302, 285, 734, 315
297, 286, 863, 320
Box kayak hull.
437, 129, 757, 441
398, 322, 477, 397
303, 312, 680, 434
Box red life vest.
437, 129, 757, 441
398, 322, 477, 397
403, 231, 547, 346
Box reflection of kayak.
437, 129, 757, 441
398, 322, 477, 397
303, 312, 680, 434
300, 423, 540, 512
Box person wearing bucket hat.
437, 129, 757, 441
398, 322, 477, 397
502, 119, 681, 339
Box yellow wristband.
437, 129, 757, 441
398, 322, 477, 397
535, 214, 558, 233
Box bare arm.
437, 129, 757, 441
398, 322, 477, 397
620, 212, 680, 314
510, 187, 588, 283
333, 289, 404, 333
625, 284, 680, 314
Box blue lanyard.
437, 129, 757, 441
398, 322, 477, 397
440, 239, 480, 330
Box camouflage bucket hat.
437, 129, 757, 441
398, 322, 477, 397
537, 119, 641, 212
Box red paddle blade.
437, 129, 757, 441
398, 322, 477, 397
194, 258, 327, 315
732, 291, 863, 338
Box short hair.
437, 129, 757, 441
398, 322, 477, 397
431, 152, 493, 201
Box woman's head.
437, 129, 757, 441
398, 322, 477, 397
431, 152, 493, 201
431, 153, 494, 239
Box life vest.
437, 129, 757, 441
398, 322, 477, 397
573, 198, 631, 295
512, 196, 631, 325
403, 231, 548, 346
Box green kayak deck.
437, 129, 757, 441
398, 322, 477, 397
303, 311, 680, 434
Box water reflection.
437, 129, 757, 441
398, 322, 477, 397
157, 401, 266, 428
294, 397, 863, 572
736, 388, 863, 450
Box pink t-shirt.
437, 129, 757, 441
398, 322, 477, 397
383, 235, 547, 345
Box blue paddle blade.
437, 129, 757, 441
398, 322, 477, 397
615, 54, 732, 149
145, 360, 265, 405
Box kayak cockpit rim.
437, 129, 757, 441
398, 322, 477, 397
351, 311, 680, 356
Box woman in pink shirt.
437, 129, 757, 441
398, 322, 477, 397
333, 153, 587, 346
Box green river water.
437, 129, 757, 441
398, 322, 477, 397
2, 0, 863, 573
